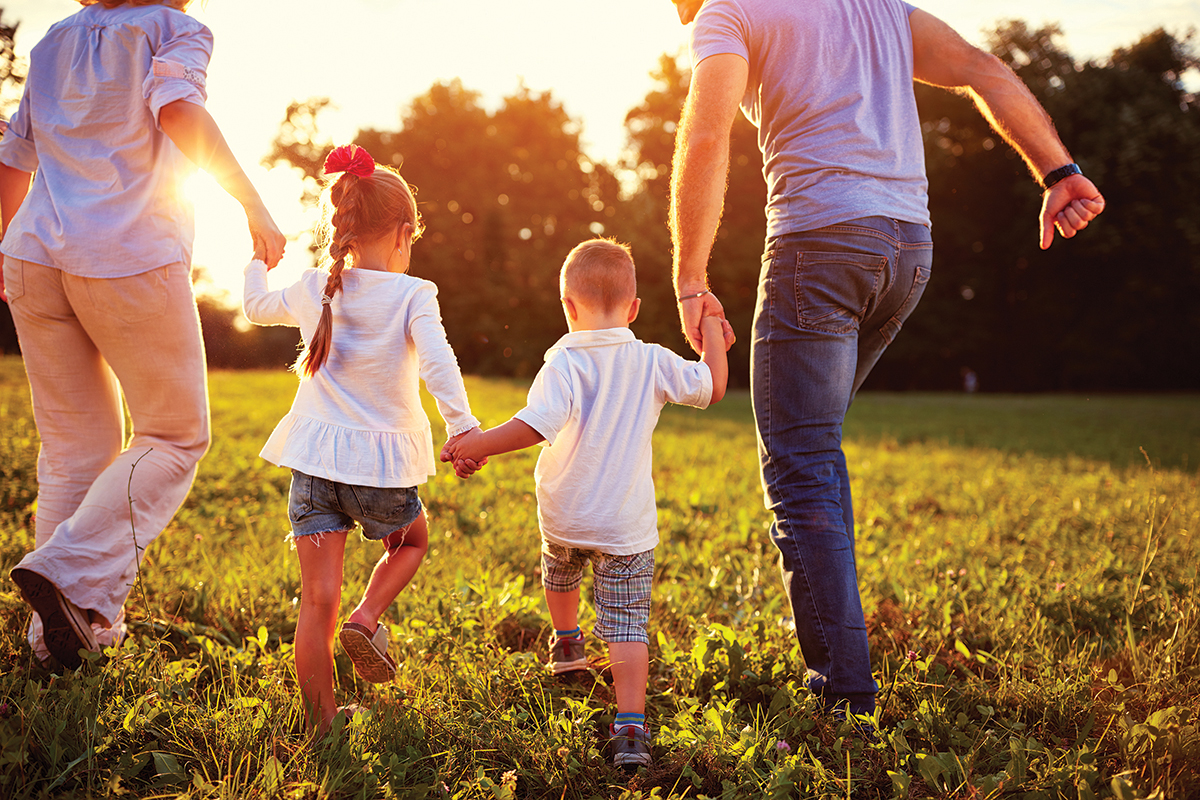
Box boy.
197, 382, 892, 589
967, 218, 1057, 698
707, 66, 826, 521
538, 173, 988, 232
444, 238, 730, 768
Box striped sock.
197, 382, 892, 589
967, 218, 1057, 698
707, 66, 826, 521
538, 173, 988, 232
555, 627, 582, 639
613, 712, 645, 732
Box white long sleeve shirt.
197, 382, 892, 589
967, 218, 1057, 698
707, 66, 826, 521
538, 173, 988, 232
243, 261, 478, 487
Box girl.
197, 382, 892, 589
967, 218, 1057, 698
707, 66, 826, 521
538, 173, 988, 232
243, 144, 479, 732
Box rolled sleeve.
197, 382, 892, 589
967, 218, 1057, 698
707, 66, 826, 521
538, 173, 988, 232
142, 25, 213, 125
0, 91, 38, 173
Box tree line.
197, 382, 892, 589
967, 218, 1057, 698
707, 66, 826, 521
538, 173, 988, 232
2, 18, 1197, 391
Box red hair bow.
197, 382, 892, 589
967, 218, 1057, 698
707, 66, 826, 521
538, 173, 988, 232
323, 144, 375, 178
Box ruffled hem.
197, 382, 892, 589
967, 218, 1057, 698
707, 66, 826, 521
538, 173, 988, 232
260, 414, 435, 487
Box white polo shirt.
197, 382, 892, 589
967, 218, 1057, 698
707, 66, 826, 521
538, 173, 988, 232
514, 327, 713, 555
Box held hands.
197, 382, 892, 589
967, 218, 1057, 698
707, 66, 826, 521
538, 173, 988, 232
440, 427, 488, 479
247, 201, 287, 268
678, 289, 736, 355
1040, 174, 1105, 250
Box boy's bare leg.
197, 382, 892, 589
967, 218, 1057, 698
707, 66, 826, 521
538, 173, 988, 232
608, 641, 649, 716
294, 531, 349, 732
544, 586, 581, 632
346, 513, 429, 630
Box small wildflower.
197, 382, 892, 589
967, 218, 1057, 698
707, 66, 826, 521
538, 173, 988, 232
1055, 582, 1066, 591
0, 703, 10, 718
907, 650, 919, 661
958, 568, 967, 576
776, 739, 791, 752
501, 770, 517, 790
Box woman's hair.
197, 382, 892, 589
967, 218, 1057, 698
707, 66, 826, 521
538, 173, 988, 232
298, 152, 423, 377
79, 0, 194, 10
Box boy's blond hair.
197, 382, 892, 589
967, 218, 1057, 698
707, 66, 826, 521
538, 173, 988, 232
560, 238, 636, 314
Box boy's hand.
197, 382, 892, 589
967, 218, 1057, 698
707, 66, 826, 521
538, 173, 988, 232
442, 427, 488, 478
452, 457, 483, 479
698, 302, 736, 350
717, 318, 735, 351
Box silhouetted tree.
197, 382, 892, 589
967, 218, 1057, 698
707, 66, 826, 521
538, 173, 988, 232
0, 7, 26, 355
262, 24, 1200, 390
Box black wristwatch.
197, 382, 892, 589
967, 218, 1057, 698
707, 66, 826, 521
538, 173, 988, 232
1041, 163, 1082, 192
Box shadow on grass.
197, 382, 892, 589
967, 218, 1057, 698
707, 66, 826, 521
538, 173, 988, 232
665, 390, 1200, 473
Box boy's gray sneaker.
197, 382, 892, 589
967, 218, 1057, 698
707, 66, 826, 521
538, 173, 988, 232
609, 724, 652, 768
547, 632, 588, 674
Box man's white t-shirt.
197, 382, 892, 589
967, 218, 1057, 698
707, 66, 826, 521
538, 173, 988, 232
514, 327, 713, 555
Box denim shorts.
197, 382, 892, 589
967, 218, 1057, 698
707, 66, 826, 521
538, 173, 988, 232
288, 470, 422, 541
541, 542, 655, 644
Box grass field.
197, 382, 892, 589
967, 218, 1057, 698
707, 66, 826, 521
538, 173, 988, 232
1, 355, 1197, 799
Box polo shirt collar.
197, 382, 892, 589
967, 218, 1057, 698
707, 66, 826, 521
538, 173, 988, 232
545, 327, 635, 359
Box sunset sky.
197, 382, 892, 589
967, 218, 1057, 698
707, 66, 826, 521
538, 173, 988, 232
6, 0, 1199, 297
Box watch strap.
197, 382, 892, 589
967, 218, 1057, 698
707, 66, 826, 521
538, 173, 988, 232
1041, 163, 1082, 191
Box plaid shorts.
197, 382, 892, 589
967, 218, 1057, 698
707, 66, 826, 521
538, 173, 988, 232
541, 541, 655, 644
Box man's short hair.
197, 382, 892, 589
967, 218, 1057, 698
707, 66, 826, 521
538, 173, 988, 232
560, 238, 636, 314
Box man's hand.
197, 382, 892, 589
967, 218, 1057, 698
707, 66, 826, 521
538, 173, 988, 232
678, 291, 735, 354
1040, 174, 1105, 250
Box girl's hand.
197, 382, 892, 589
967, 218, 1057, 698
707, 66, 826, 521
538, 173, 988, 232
442, 428, 488, 471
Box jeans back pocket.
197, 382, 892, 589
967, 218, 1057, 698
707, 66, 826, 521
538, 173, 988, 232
796, 251, 887, 334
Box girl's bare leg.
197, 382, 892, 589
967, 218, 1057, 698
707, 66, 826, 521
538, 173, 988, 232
346, 512, 429, 630
294, 531, 348, 733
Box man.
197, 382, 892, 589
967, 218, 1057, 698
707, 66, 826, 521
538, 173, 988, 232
668, 0, 1103, 718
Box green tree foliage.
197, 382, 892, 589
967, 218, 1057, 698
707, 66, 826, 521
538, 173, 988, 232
618, 55, 764, 382
0, 6, 24, 114
0, 7, 24, 355
271, 81, 617, 377
264, 24, 1199, 391
874, 23, 1200, 391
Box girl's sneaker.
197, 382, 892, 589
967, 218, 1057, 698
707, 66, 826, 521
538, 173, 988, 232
339, 621, 397, 683
547, 631, 588, 674
609, 723, 652, 768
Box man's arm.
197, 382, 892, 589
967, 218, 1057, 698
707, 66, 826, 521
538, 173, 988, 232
158, 100, 286, 266
0, 162, 32, 302
669, 53, 749, 352
909, 9, 1104, 249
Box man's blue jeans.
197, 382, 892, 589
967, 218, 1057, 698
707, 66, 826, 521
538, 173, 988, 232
751, 217, 932, 714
